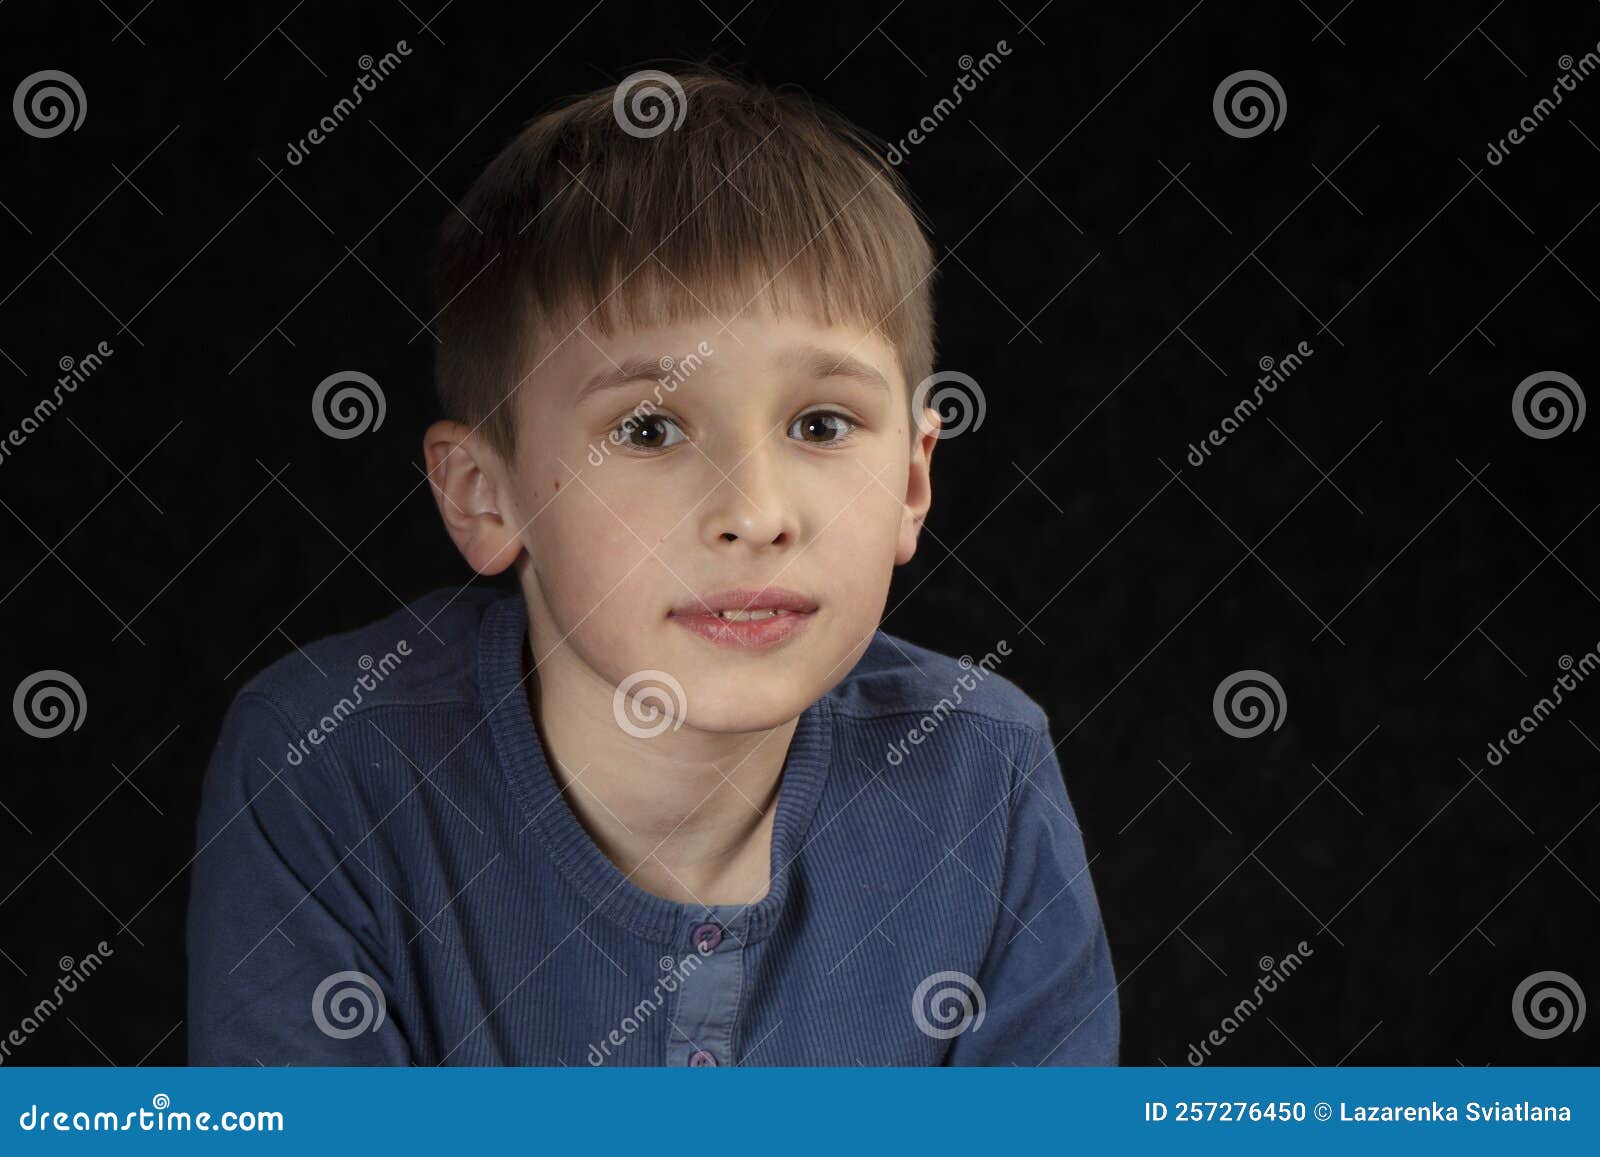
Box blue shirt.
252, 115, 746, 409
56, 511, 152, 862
185, 587, 1119, 1065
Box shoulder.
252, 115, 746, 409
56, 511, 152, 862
233, 584, 507, 729
826, 627, 1048, 735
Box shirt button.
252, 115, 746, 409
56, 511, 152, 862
691, 921, 723, 953
688, 1049, 718, 1067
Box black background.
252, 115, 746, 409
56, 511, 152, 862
1, 0, 1597, 1066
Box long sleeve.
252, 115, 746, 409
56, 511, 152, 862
185, 691, 412, 1065
944, 720, 1120, 1065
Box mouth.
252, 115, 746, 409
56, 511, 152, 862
668, 588, 819, 650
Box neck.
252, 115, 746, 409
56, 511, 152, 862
521, 633, 794, 907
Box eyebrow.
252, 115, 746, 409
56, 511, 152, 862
773, 343, 891, 393
574, 355, 678, 404
573, 341, 891, 404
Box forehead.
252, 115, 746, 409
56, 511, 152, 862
535, 307, 906, 404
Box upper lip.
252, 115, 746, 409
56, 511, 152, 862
670, 587, 819, 616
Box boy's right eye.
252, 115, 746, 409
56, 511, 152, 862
614, 413, 686, 452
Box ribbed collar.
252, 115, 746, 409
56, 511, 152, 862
477, 590, 833, 947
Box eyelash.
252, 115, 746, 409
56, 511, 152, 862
608, 409, 861, 454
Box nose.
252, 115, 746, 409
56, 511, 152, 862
696, 428, 796, 549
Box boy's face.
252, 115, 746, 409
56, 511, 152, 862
438, 307, 938, 734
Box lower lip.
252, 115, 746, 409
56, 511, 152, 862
669, 609, 816, 650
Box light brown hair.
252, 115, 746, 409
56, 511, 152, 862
429, 66, 938, 464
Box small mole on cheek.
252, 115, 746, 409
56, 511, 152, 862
554, 479, 560, 491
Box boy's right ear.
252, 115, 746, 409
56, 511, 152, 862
422, 420, 524, 576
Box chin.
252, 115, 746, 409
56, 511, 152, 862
677, 676, 814, 734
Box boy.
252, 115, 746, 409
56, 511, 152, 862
186, 69, 1119, 1065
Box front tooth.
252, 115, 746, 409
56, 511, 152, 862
718, 608, 784, 620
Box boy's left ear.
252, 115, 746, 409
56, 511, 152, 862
895, 405, 941, 566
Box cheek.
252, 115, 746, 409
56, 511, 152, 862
812, 467, 904, 597
536, 483, 676, 631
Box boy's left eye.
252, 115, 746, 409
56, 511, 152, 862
788, 410, 856, 444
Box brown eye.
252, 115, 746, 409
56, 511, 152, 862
617, 414, 685, 451
789, 411, 854, 444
